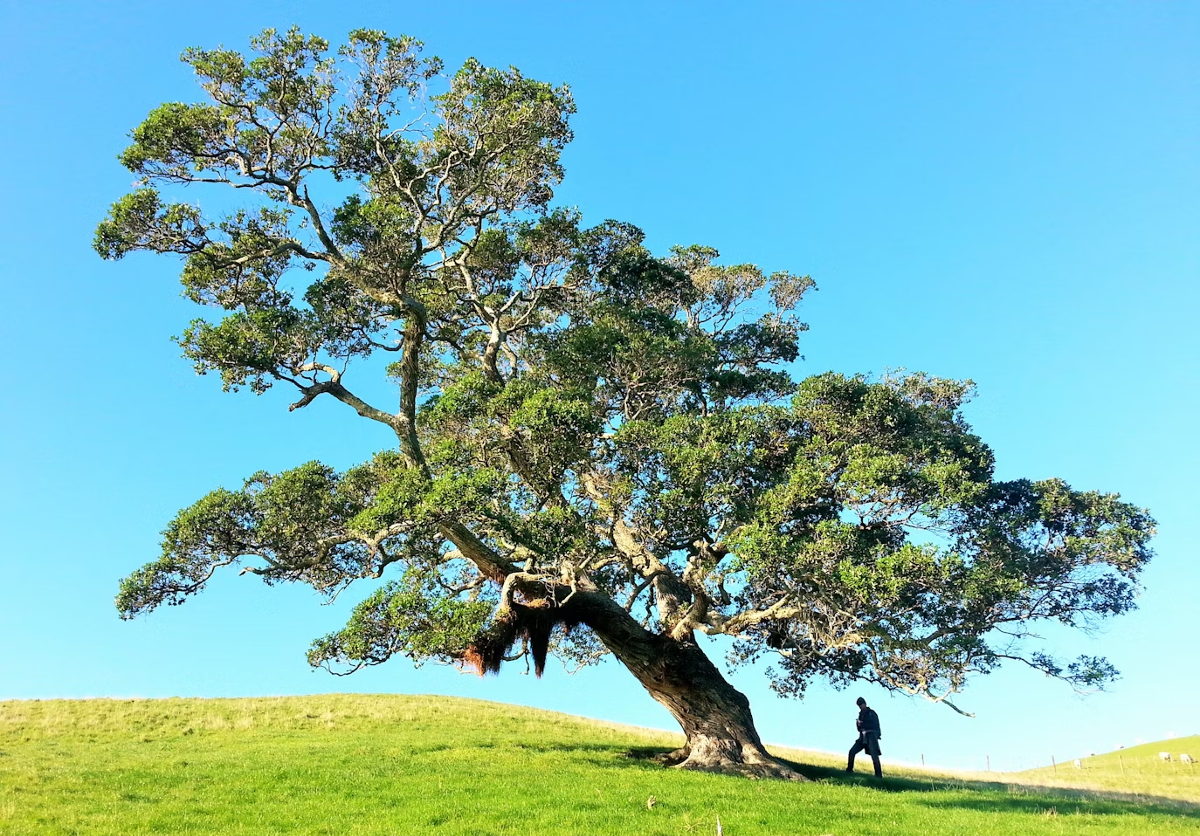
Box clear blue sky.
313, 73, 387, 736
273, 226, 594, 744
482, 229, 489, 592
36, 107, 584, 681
1, 1, 1196, 772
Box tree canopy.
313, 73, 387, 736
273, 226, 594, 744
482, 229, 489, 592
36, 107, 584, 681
98, 27, 1154, 777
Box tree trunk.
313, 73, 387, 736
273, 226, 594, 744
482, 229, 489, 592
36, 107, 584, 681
573, 593, 804, 780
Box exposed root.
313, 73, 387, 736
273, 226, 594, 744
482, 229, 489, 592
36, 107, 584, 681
651, 746, 690, 766
674, 753, 808, 781
648, 744, 806, 780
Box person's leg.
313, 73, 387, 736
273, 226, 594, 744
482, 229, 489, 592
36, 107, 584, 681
847, 739, 865, 772
870, 752, 882, 778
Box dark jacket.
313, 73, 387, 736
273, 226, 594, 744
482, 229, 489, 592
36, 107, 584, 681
857, 706, 881, 738
855, 706, 882, 757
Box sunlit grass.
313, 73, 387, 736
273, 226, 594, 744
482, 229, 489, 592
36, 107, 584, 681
1011, 736, 1200, 804
2, 694, 1196, 835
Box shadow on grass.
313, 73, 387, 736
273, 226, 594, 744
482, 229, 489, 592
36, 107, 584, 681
619, 746, 1200, 820
512, 741, 631, 755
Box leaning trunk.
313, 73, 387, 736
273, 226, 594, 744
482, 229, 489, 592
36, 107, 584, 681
577, 596, 802, 779
625, 637, 796, 778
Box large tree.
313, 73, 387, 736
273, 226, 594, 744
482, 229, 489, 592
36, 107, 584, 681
97, 28, 1154, 778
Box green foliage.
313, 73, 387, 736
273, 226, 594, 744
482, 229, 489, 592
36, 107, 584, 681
117, 102, 230, 178
330, 193, 421, 271
119, 28, 339, 185
711, 373, 1151, 701
501, 381, 601, 478
117, 458, 443, 616
611, 407, 796, 548
177, 309, 309, 393
308, 574, 494, 670
94, 188, 206, 259
102, 26, 1152, 715
423, 370, 503, 429
345, 463, 432, 536
115, 489, 256, 618
430, 58, 575, 213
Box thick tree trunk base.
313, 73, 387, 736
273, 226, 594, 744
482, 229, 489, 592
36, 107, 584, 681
568, 591, 806, 780
653, 743, 806, 780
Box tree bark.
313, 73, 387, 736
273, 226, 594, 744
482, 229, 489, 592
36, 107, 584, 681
569, 591, 804, 780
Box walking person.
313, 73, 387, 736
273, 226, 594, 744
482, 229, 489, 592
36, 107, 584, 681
846, 696, 883, 777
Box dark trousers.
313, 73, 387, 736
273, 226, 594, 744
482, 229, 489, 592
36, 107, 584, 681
847, 735, 882, 777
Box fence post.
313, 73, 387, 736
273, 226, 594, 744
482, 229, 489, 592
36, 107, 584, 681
920, 754, 925, 767
1051, 756, 1056, 773
986, 755, 991, 772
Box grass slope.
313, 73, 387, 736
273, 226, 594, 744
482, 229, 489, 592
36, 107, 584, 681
1013, 736, 1200, 805
2, 694, 1197, 835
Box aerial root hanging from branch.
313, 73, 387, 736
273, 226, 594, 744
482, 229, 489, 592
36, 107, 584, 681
463, 600, 586, 677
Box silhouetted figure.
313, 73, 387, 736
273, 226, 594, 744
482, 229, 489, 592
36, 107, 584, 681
846, 696, 882, 777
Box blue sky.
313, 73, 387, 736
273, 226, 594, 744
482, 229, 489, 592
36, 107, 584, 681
1, 1, 1197, 772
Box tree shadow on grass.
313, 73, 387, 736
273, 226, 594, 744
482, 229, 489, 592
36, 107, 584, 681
781, 756, 1200, 819
619, 746, 1200, 821
512, 741, 633, 755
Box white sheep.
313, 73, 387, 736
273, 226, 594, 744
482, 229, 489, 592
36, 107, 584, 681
1159, 752, 1172, 762
1182, 754, 1195, 765
1073, 759, 1082, 769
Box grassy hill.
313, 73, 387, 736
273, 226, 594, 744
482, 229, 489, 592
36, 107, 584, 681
1013, 736, 1200, 804
2, 694, 1197, 835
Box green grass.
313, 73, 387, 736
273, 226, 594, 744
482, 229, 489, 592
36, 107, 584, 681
1, 694, 1197, 835
1012, 736, 1200, 804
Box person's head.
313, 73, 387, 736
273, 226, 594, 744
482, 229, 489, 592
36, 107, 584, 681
856, 697, 867, 708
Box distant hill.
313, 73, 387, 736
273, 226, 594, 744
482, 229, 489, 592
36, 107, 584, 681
1, 694, 1196, 835
1014, 735, 1200, 803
